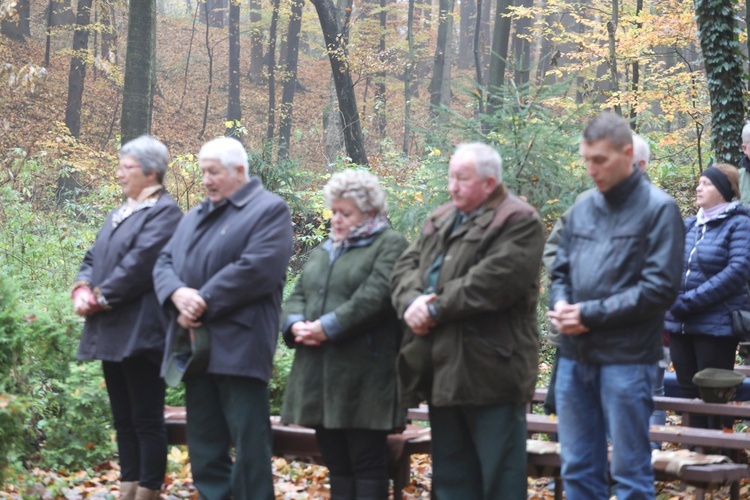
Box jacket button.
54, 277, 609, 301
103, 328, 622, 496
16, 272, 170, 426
319, 288, 325, 294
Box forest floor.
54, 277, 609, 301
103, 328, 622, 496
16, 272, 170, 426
1, 452, 748, 499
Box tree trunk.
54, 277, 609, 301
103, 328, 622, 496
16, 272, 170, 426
265, 0, 280, 149
374, 0, 387, 141
197, 14, 214, 140
479, 0, 491, 72
100, 0, 117, 63
513, 0, 533, 89
474, 0, 485, 124
418, 0, 432, 24
487, 0, 512, 115
278, 0, 303, 159
248, 0, 263, 82
121, 0, 156, 143
536, 7, 556, 83
323, 79, 346, 165
629, 0, 642, 128
458, 0, 475, 69
201, 0, 226, 27
64, 0, 93, 137
48, 0, 74, 26
606, 0, 622, 116
1, 0, 31, 42
403, 0, 414, 154
310, 0, 368, 165
428, 0, 455, 117
45, 0, 53, 67
226, 0, 242, 140
696, 0, 746, 164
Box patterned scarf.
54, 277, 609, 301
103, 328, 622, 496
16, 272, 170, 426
331, 213, 389, 250
112, 185, 164, 228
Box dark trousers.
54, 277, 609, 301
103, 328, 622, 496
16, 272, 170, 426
314, 427, 389, 481
670, 333, 739, 428
429, 403, 527, 500
102, 357, 167, 489
544, 349, 559, 416
184, 373, 274, 500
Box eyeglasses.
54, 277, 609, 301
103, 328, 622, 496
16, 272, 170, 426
116, 163, 142, 172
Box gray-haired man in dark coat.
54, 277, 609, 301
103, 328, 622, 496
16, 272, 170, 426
153, 137, 293, 499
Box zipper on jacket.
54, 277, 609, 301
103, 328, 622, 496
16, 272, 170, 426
681, 224, 706, 334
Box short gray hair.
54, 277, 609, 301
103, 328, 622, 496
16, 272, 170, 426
199, 137, 249, 178
742, 121, 750, 145
582, 112, 633, 150
632, 134, 650, 167
452, 142, 503, 183
323, 169, 388, 216
120, 135, 170, 183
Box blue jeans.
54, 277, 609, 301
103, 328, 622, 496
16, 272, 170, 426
556, 357, 657, 500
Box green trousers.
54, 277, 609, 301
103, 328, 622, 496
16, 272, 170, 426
429, 403, 527, 500
185, 373, 274, 500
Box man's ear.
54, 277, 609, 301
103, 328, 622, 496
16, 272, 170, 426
233, 164, 246, 178
485, 175, 498, 192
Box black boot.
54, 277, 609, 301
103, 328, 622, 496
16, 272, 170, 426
330, 475, 356, 500
354, 478, 389, 500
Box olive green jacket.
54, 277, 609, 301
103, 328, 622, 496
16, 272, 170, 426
391, 186, 544, 407
280, 228, 408, 430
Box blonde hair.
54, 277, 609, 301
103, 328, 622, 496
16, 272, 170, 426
323, 169, 388, 216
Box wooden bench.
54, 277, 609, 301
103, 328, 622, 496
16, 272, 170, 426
163, 407, 430, 500
527, 413, 750, 500
166, 404, 750, 499
526, 408, 750, 500
533, 387, 750, 428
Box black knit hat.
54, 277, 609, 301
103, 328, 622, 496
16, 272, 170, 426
701, 166, 734, 202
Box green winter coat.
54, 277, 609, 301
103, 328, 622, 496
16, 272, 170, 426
280, 228, 409, 430
391, 185, 544, 407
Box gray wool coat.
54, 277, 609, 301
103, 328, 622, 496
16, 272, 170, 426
153, 178, 294, 383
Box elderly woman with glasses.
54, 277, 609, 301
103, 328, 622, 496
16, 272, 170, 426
281, 169, 408, 499
72, 135, 182, 500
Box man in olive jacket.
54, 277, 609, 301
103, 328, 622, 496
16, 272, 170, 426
391, 142, 544, 499
153, 137, 293, 499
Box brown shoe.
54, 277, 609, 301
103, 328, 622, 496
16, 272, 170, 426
119, 482, 138, 500
134, 487, 161, 500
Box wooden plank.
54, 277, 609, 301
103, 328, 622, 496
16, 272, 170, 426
533, 388, 750, 419
527, 413, 750, 450
653, 396, 750, 418
654, 464, 750, 484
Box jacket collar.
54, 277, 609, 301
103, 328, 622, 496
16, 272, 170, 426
432, 184, 508, 237
603, 167, 640, 205
198, 177, 263, 214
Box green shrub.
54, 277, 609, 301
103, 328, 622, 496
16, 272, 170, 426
6, 284, 115, 470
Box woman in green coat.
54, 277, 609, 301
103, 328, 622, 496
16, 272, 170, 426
281, 169, 408, 500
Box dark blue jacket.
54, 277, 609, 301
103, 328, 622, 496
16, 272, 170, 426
153, 178, 294, 383
77, 192, 183, 363
665, 202, 750, 337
